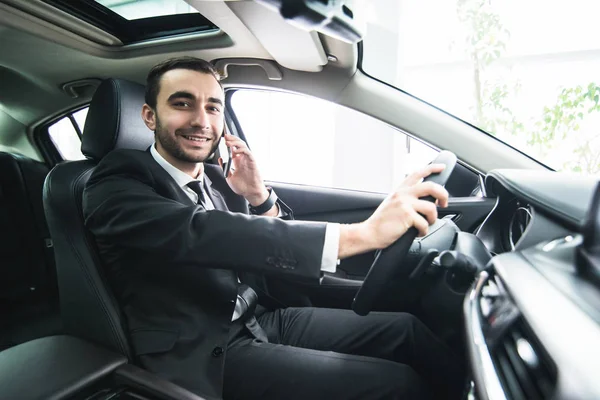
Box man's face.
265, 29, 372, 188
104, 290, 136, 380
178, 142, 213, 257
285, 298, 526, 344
143, 69, 224, 167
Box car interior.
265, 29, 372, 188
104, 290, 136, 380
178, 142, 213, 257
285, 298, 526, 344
1, 0, 599, 399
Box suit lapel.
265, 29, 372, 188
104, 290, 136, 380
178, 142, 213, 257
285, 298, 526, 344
145, 147, 196, 206
204, 165, 249, 214
203, 174, 228, 211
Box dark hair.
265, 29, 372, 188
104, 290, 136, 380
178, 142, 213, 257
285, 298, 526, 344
145, 56, 222, 109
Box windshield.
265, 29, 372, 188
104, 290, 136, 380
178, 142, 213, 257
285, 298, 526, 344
362, 0, 600, 174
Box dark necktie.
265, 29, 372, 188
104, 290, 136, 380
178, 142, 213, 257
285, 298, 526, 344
185, 180, 268, 342
186, 180, 208, 208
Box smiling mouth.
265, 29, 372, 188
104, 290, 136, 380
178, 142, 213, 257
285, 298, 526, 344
182, 135, 210, 143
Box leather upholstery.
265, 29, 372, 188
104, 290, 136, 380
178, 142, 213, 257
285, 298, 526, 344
81, 78, 153, 161
115, 364, 208, 400
44, 78, 152, 357
0, 335, 127, 400
44, 161, 132, 357
0, 152, 54, 300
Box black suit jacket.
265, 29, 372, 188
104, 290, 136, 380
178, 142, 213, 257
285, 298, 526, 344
83, 149, 326, 398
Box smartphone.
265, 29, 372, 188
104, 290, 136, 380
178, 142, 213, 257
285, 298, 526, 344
221, 125, 233, 178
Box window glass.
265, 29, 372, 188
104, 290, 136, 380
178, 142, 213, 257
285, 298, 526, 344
95, 0, 196, 20
231, 90, 438, 193
48, 115, 85, 161
362, 0, 600, 174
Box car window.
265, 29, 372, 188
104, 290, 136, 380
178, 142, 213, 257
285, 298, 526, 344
230, 90, 438, 194
47, 107, 88, 161
362, 0, 600, 174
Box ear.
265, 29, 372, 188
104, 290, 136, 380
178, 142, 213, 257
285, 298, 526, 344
141, 104, 156, 131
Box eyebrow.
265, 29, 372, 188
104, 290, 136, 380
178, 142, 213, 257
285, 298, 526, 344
167, 91, 223, 107
167, 91, 194, 102
208, 97, 224, 107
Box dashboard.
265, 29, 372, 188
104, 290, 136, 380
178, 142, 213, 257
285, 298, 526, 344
476, 170, 594, 255
465, 169, 600, 400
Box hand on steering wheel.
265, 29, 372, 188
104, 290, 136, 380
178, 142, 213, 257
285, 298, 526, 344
352, 151, 457, 316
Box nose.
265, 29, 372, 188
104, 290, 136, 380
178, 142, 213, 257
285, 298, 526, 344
191, 108, 210, 130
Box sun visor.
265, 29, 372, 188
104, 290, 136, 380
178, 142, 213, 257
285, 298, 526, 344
255, 0, 366, 44
227, 1, 328, 72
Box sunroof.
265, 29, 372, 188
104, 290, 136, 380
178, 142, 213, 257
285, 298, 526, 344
43, 0, 218, 44
95, 0, 197, 21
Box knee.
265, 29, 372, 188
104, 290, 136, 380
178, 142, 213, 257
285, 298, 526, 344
397, 312, 421, 326
393, 313, 424, 335
378, 363, 431, 399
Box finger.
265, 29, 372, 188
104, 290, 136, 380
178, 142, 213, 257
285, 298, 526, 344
403, 163, 446, 186
408, 208, 430, 237
412, 199, 438, 225
229, 143, 251, 156
224, 134, 249, 149
231, 147, 258, 165
231, 146, 253, 158
410, 182, 449, 207
404, 163, 446, 186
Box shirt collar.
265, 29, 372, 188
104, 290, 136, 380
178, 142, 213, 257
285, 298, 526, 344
150, 143, 203, 188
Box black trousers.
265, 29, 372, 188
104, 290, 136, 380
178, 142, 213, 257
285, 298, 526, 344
223, 307, 465, 400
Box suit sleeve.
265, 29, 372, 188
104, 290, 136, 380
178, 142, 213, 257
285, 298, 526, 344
83, 151, 326, 283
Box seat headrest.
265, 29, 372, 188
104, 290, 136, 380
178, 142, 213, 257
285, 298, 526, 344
81, 79, 154, 160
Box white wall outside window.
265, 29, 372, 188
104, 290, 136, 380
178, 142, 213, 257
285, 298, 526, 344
231, 90, 438, 193
48, 108, 88, 161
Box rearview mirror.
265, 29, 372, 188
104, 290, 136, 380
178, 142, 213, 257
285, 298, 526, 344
255, 0, 366, 43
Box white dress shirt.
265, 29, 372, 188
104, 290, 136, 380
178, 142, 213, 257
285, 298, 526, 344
150, 144, 339, 320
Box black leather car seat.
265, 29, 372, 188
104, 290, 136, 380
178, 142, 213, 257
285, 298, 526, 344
43, 78, 153, 358
0, 152, 61, 350
0, 152, 55, 300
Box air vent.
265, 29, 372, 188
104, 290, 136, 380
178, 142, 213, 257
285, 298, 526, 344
509, 205, 532, 249
490, 318, 557, 399
477, 274, 557, 399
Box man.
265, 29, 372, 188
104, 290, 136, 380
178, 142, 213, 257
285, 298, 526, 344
83, 57, 464, 400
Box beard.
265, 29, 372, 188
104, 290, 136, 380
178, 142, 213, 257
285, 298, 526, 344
155, 116, 220, 164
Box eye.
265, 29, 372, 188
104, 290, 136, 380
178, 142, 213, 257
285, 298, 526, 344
173, 101, 191, 108
207, 106, 221, 113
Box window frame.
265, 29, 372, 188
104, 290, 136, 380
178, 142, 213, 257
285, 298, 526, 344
225, 89, 250, 144
35, 105, 89, 166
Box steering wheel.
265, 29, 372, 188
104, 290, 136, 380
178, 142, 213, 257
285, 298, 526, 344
352, 151, 458, 316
